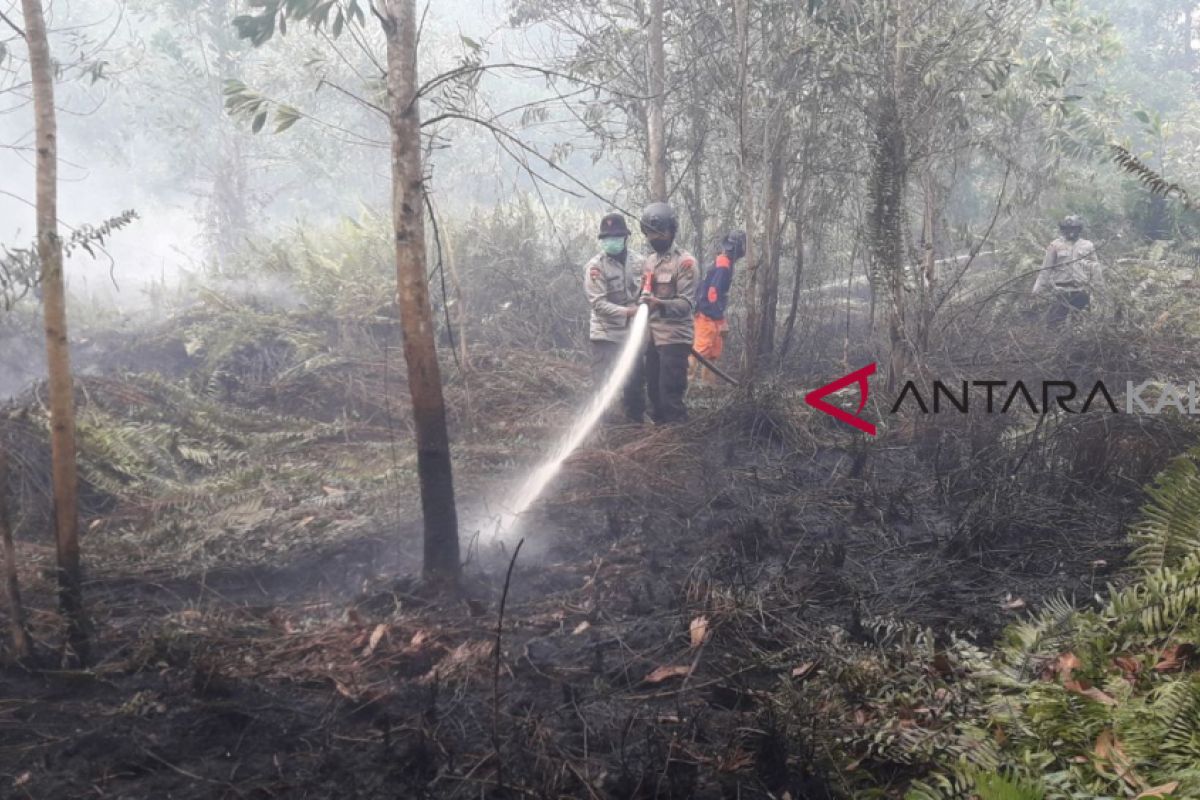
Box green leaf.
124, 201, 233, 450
252, 110, 268, 134
461, 34, 482, 52
274, 106, 301, 133
1134, 109, 1151, 125
332, 10, 344, 37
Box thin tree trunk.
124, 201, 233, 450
778, 212, 806, 361
919, 174, 936, 350
443, 223, 469, 372
877, 103, 908, 394
754, 4, 793, 361
873, 0, 911, 393
735, 0, 759, 379
779, 100, 820, 363
757, 124, 788, 357
22, 0, 89, 661
0, 448, 32, 661
922, 176, 936, 293
690, 144, 705, 258
1187, 6, 1197, 76
208, 0, 248, 272
684, 64, 707, 259
647, 0, 667, 201
383, 0, 460, 589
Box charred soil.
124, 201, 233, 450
0, 313, 1191, 798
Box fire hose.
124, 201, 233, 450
639, 271, 740, 387
689, 348, 740, 386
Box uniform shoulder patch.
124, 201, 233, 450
589, 267, 602, 280
679, 256, 696, 270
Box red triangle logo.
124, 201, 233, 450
804, 363, 877, 436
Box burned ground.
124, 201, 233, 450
1, 292, 1197, 798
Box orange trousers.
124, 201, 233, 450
690, 313, 726, 384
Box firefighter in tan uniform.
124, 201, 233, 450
1033, 215, 1104, 327
584, 212, 646, 422
637, 202, 697, 424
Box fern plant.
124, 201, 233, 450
839, 445, 1200, 799
907, 769, 1047, 800
1127, 453, 1200, 575
1111, 144, 1194, 211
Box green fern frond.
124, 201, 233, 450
1129, 454, 1200, 575
906, 768, 1046, 800
1106, 552, 1200, 637
1111, 143, 1195, 211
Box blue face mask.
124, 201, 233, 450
601, 237, 626, 256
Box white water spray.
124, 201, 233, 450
493, 304, 650, 539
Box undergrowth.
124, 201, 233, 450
781, 445, 1200, 799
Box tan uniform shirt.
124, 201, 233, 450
1033, 237, 1103, 295
585, 250, 643, 343
643, 247, 698, 346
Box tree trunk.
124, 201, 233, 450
647, 0, 667, 201
922, 177, 935, 289
735, 0, 759, 379
778, 211, 806, 361
756, 124, 788, 357
0, 448, 32, 661
1186, 6, 1197, 77
872, 0, 911, 393
22, 0, 89, 662
383, 0, 460, 589
684, 64, 707, 259
208, 0, 249, 272
918, 174, 937, 350
442, 221, 469, 372
871, 96, 908, 394
689, 146, 705, 259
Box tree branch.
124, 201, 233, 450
317, 78, 386, 117
421, 110, 638, 218
0, 10, 26, 39
416, 62, 657, 104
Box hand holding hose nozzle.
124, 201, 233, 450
638, 271, 661, 310
638, 270, 653, 302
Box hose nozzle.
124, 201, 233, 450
638, 271, 654, 303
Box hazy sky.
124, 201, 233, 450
0, 0, 615, 306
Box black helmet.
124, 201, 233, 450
598, 213, 631, 239
1059, 214, 1084, 232
722, 230, 747, 261
639, 202, 678, 238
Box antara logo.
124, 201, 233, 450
805, 368, 1200, 436
804, 363, 878, 436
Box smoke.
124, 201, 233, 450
0, 0, 623, 397
0, 324, 45, 402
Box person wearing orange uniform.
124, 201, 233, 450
691, 230, 745, 384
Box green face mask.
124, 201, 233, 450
600, 237, 626, 257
